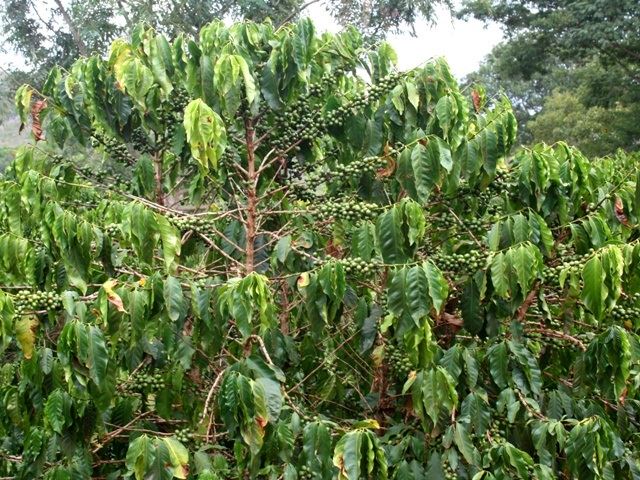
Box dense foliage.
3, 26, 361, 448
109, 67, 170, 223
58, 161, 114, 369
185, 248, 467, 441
2, 18, 640, 480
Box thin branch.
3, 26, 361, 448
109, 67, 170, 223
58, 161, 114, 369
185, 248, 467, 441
277, 0, 323, 27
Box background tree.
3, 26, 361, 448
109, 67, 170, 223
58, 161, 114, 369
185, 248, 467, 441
2, 17, 640, 480
460, 0, 640, 153
1, 0, 450, 81
528, 90, 638, 157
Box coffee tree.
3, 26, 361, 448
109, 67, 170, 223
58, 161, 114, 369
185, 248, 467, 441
2, 18, 640, 480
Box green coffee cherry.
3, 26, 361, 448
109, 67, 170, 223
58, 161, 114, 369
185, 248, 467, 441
316, 200, 379, 222
385, 344, 412, 381
321, 257, 381, 276
432, 250, 484, 276
91, 130, 135, 166
13, 289, 61, 314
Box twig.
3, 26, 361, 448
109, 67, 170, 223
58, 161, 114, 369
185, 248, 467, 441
92, 411, 153, 454
246, 334, 274, 365
516, 283, 539, 322
200, 369, 226, 442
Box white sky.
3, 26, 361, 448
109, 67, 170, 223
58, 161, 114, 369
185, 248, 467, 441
0, 4, 502, 79
306, 3, 502, 78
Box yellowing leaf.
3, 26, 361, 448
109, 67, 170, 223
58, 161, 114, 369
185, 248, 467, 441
297, 272, 310, 288
15, 316, 38, 359
352, 419, 380, 430
183, 99, 227, 174
103, 279, 127, 313
162, 437, 190, 479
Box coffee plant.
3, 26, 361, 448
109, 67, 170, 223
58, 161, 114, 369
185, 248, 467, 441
2, 18, 640, 480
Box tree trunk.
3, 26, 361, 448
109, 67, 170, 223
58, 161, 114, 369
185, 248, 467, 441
52, 0, 88, 56
244, 116, 257, 273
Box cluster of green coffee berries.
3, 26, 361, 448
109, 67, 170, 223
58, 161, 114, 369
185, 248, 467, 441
433, 250, 484, 276
307, 68, 343, 96
624, 440, 635, 458
104, 223, 121, 238
461, 217, 487, 237
484, 201, 503, 219
273, 95, 325, 150
612, 293, 640, 327
168, 213, 216, 236
294, 69, 348, 131
315, 200, 379, 222
174, 427, 195, 444
325, 257, 381, 276
285, 153, 388, 199
488, 417, 507, 444
319, 356, 339, 377
156, 89, 190, 143
441, 459, 457, 480
332, 155, 389, 177
74, 163, 131, 190
385, 344, 412, 380
272, 71, 402, 151
131, 127, 153, 154
123, 371, 165, 394
170, 88, 190, 113
368, 72, 403, 101
298, 464, 314, 480
13, 289, 61, 314
542, 248, 593, 285
283, 160, 325, 201
324, 72, 403, 128
91, 131, 135, 166
430, 210, 456, 231
487, 170, 515, 194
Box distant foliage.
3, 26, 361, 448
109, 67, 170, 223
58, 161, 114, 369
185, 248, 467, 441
528, 90, 639, 157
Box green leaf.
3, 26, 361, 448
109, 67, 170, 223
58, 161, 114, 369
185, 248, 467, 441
406, 81, 420, 109
461, 390, 490, 435
487, 343, 509, 389
86, 325, 109, 387
406, 265, 429, 322
376, 207, 405, 264
436, 95, 454, 138
125, 435, 156, 480
635, 170, 640, 216
581, 255, 604, 319
14, 85, 33, 129
44, 389, 66, 434
157, 215, 181, 274
490, 253, 510, 298
303, 421, 333, 476
164, 276, 185, 322
333, 430, 387, 480
40, 347, 54, 374
411, 142, 440, 203
453, 422, 478, 465
434, 137, 453, 172
412, 367, 458, 427
424, 261, 448, 313
334, 431, 362, 479
461, 277, 484, 335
